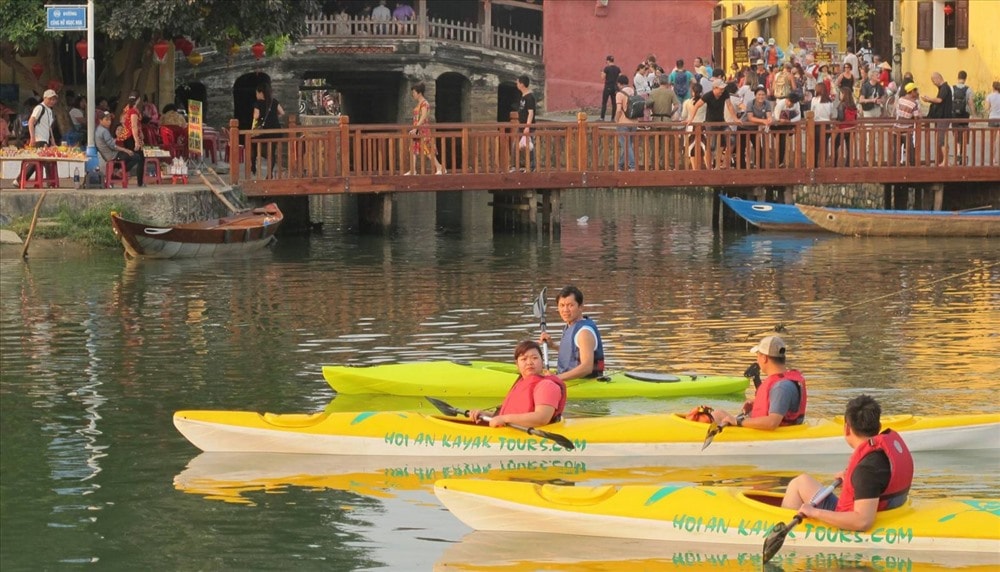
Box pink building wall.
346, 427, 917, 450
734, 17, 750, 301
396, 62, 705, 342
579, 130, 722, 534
542, 0, 716, 113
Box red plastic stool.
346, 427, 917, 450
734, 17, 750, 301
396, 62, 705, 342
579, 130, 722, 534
18, 160, 60, 189
105, 160, 129, 188
142, 157, 163, 185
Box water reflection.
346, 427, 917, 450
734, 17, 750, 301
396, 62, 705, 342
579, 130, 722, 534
434, 531, 999, 571
2, 189, 999, 569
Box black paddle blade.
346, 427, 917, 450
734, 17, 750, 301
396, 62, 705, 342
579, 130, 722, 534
701, 423, 724, 451
527, 427, 575, 451
761, 521, 791, 563
425, 397, 463, 417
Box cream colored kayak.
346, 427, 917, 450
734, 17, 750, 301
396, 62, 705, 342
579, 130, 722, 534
173, 407, 1000, 456
434, 479, 1000, 557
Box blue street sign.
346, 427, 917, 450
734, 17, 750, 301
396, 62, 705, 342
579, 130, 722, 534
45, 5, 88, 31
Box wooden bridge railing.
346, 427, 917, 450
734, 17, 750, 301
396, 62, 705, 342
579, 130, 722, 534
228, 115, 1000, 195
305, 14, 542, 58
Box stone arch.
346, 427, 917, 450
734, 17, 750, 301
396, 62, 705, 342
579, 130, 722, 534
434, 72, 470, 124
233, 72, 272, 131
176, 82, 207, 120
497, 80, 519, 122
434, 72, 471, 169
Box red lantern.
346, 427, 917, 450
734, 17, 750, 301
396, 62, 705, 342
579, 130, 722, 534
75, 38, 87, 60
251, 42, 266, 61
31, 63, 43, 80
46, 79, 63, 92
173, 37, 194, 57
943, 3, 954, 16
153, 40, 170, 63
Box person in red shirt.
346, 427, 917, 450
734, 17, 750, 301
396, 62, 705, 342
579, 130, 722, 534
781, 394, 914, 532
470, 340, 566, 428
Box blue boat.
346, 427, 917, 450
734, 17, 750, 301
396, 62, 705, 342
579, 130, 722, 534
719, 195, 819, 232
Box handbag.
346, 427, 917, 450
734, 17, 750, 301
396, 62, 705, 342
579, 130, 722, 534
518, 135, 534, 151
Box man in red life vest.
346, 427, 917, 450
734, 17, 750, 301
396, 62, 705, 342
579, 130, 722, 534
712, 335, 806, 430
469, 340, 566, 428
781, 395, 914, 531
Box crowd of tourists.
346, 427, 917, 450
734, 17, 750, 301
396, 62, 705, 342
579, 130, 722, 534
599, 41, 1000, 170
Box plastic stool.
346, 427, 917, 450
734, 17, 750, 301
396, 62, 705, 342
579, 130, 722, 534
18, 160, 60, 189
105, 160, 128, 188
142, 157, 163, 185
171, 174, 189, 184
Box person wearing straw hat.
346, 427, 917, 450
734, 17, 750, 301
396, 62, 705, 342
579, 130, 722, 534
711, 335, 807, 431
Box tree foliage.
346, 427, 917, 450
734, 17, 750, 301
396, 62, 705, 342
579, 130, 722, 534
1, 0, 320, 117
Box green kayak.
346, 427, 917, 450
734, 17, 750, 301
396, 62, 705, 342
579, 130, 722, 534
322, 360, 749, 399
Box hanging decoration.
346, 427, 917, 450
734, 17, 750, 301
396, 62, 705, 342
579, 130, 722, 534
31, 63, 44, 80
187, 52, 204, 66
251, 42, 266, 61
153, 40, 170, 64
228, 43, 241, 56
174, 37, 194, 57
75, 39, 87, 60
943, 3, 954, 16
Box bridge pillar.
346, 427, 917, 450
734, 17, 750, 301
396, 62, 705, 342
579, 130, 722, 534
357, 193, 394, 233
489, 189, 560, 233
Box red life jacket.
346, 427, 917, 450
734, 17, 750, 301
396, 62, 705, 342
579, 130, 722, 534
749, 370, 806, 425
836, 429, 914, 512
499, 374, 567, 423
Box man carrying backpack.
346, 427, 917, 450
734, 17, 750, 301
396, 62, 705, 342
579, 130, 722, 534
669, 59, 693, 104
615, 74, 637, 171
952, 70, 972, 165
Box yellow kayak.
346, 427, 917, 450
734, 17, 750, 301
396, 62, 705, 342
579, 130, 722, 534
173, 407, 1000, 456
322, 360, 749, 398
434, 479, 1000, 557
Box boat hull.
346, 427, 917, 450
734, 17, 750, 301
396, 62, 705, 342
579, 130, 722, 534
719, 195, 820, 232
172, 408, 1000, 456
797, 204, 1000, 237
322, 360, 749, 398
110, 203, 283, 259
437, 531, 1000, 570
434, 480, 1000, 556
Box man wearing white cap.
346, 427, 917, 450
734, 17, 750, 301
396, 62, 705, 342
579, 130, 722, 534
17, 89, 58, 188
712, 335, 807, 430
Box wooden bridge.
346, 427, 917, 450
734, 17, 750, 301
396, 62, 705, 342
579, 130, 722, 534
227, 115, 1000, 200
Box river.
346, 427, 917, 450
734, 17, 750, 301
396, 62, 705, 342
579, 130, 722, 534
1, 189, 998, 570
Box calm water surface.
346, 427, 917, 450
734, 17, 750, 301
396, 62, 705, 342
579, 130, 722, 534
2, 189, 998, 570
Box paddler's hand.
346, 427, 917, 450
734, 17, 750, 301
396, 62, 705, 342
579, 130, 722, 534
711, 409, 739, 427
798, 503, 821, 518
488, 415, 507, 428
469, 409, 484, 424
538, 332, 553, 347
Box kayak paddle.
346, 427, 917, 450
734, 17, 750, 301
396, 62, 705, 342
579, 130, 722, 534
762, 477, 843, 563
425, 396, 575, 451
696, 406, 724, 451
532, 287, 549, 369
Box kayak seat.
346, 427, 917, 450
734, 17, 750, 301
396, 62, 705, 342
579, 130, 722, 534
538, 483, 618, 506
624, 372, 682, 383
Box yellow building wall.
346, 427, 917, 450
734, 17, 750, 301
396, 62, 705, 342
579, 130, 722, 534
899, 0, 1000, 100
716, 0, 848, 73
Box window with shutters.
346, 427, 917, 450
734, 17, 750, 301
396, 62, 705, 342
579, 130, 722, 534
916, 0, 969, 50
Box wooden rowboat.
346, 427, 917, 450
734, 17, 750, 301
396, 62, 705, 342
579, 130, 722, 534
797, 204, 1000, 237
110, 203, 282, 259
